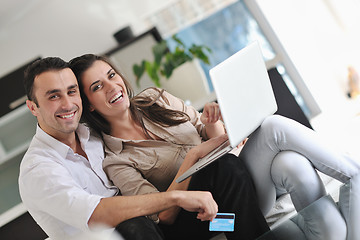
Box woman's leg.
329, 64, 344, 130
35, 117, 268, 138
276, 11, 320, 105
240, 115, 360, 239
158, 204, 213, 240
338, 174, 360, 240
271, 151, 346, 240
194, 154, 271, 240
115, 216, 164, 240
159, 153, 272, 240
271, 151, 326, 211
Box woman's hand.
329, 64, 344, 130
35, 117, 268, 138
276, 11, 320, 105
190, 134, 229, 160
200, 102, 226, 139
159, 134, 228, 224
200, 102, 221, 125
237, 138, 248, 148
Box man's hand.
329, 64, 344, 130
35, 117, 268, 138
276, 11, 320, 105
175, 191, 218, 221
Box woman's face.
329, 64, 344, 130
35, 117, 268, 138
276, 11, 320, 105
80, 60, 130, 120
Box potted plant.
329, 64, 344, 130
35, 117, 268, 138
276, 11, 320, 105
133, 35, 212, 87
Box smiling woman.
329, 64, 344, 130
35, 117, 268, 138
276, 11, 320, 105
70, 54, 191, 140
69, 53, 274, 240
80, 60, 133, 139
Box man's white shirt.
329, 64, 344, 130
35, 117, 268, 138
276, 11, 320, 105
19, 124, 118, 240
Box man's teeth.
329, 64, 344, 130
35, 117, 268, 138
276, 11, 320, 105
110, 92, 123, 103
59, 112, 75, 119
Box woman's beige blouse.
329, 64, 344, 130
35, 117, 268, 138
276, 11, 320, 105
102, 88, 206, 198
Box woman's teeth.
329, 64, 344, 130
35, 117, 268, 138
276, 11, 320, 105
110, 92, 123, 103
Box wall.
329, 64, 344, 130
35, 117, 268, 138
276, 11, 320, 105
0, 0, 173, 228
2, 0, 356, 111
0, 0, 169, 76
2, 0, 360, 124
255, 0, 360, 156
256, 0, 360, 116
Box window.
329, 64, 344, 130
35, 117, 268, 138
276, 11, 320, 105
145, 0, 320, 118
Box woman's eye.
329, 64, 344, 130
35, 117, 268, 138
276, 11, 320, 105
92, 84, 102, 92
109, 72, 115, 78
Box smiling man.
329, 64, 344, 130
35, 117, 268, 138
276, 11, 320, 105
26, 67, 82, 145
18, 57, 218, 240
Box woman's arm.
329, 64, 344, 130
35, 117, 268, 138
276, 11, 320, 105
158, 134, 228, 224
158, 89, 222, 139
200, 102, 226, 139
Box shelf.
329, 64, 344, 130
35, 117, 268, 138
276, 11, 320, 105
0, 140, 31, 165
0, 104, 36, 163
0, 104, 29, 126
0, 104, 37, 228
0, 152, 24, 215
0, 203, 27, 228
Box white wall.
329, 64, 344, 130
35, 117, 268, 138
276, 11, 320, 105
256, 0, 360, 116
2, 0, 360, 119
0, 0, 169, 76
255, 0, 360, 155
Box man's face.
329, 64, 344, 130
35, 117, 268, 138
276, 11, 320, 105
27, 68, 82, 140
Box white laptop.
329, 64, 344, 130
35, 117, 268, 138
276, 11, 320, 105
176, 41, 278, 183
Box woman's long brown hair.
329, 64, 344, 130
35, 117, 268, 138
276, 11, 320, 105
69, 54, 190, 138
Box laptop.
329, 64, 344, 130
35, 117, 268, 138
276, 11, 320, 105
176, 41, 278, 183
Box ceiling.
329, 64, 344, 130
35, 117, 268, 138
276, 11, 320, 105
0, 0, 40, 28
0, 0, 23, 16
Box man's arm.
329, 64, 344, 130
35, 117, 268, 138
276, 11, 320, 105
88, 190, 217, 228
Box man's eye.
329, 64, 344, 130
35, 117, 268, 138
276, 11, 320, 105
49, 95, 58, 100
68, 89, 77, 95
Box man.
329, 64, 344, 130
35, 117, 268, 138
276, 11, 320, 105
18, 57, 218, 240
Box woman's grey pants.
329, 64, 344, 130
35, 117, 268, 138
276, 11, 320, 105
240, 115, 360, 240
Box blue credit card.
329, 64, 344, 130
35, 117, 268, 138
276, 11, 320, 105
209, 213, 235, 232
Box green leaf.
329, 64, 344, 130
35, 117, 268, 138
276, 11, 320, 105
152, 41, 168, 65
132, 35, 212, 87
145, 61, 161, 87
161, 60, 174, 78
171, 34, 185, 48
189, 44, 211, 65
133, 60, 146, 87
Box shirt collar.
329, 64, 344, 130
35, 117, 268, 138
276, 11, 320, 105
35, 123, 91, 159
76, 124, 90, 147
101, 118, 197, 154
102, 132, 124, 154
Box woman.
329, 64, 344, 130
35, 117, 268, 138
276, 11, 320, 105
70, 54, 359, 240
69, 54, 271, 240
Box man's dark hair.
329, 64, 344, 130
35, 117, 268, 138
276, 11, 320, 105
24, 57, 69, 105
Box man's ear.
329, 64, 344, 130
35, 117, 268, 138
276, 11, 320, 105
26, 99, 38, 116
